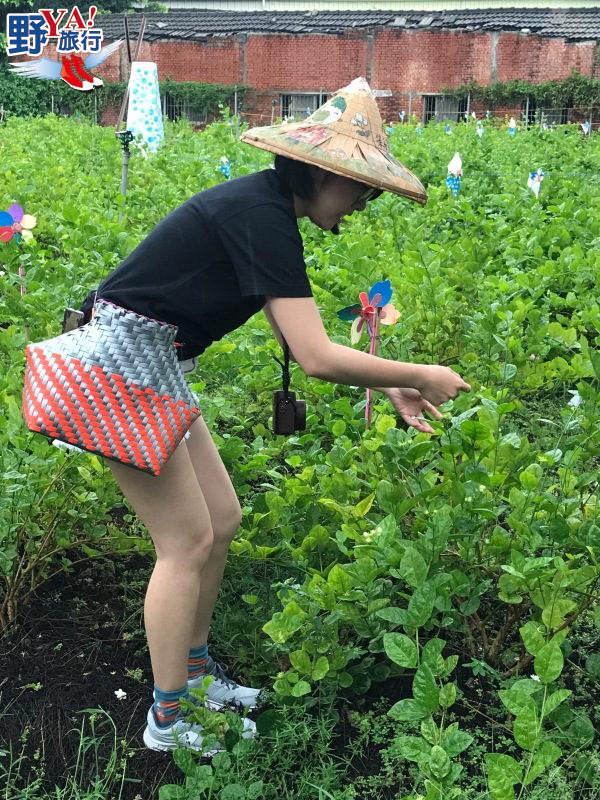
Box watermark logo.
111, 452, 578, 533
5, 6, 123, 93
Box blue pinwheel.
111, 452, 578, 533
446, 152, 462, 197
446, 175, 461, 196
218, 156, 231, 179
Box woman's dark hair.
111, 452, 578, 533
274, 154, 383, 202
274, 155, 318, 199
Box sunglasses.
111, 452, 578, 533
355, 186, 382, 203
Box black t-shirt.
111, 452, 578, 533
81, 168, 313, 360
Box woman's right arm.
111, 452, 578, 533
264, 296, 471, 405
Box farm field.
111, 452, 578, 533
0, 113, 599, 799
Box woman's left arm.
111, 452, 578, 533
263, 306, 298, 362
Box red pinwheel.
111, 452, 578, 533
337, 279, 401, 426
0, 204, 37, 243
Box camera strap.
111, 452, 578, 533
273, 338, 291, 399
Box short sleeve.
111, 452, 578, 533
218, 204, 313, 298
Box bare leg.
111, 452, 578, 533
107, 442, 215, 691
183, 416, 244, 650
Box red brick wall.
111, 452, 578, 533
496, 35, 595, 83
88, 27, 597, 125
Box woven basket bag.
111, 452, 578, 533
21, 299, 202, 476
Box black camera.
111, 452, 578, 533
273, 390, 306, 435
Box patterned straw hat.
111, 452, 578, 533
241, 77, 427, 204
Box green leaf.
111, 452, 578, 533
429, 746, 451, 780
544, 689, 572, 716
523, 741, 561, 785
439, 682, 457, 709
399, 546, 429, 588
388, 698, 429, 722
255, 709, 284, 736
567, 714, 595, 747
499, 689, 536, 717
376, 606, 407, 625
327, 564, 353, 593
420, 717, 438, 745
585, 653, 600, 678
383, 632, 418, 668
312, 656, 329, 681
541, 598, 576, 629
220, 785, 246, 800
590, 349, 600, 380
421, 638, 446, 670
519, 621, 546, 656
519, 463, 543, 490
262, 601, 308, 644
289, 649, 311, 674
513, 705, 539, 751
485, 754, 523, 800
413, 664, 439, 714
534, 641, 564, 684
390, 734, 430, 762
443, 728, 473, 757
352, 491, 376, 518
291, 680, 311, 697
159, 785, 187, 800
247, 781, 264, 800
406, 581, 436, 628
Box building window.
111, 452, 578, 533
422, 94, 468, 123
163, 92, 218, 124
280, 92, 327, 121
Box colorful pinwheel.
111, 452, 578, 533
337, 279, 400, 426
0, 203, 36, 243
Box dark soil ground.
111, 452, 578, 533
1, 507, 598, 800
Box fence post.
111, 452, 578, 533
525, 96, 529, 127
51, 94, 54, 114
408, 90, 412, 120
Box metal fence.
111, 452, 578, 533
34, 89, 600, 133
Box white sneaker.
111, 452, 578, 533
143, 704, 257, 753
189, 656, 263, 711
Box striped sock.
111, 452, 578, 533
188, 643, 209, 681
152, 684, 188, 729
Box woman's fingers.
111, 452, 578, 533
423, 400, 443, 419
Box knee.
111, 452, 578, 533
212, 504, 243, 545
185, 528, 216, 568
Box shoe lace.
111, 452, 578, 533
206, 655, 237, 690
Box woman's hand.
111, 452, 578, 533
375, 387, 443, 433
413, 365, 471, 406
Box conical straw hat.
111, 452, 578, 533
241, 77, 427, 204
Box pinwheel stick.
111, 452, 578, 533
365, 308, 382, 428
